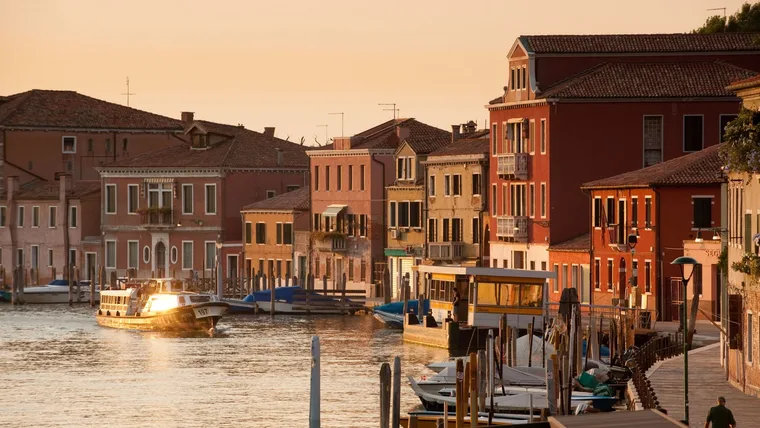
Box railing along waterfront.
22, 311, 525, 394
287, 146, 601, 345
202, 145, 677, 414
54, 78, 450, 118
545, 303, 658, 332
628, 332, 685, 410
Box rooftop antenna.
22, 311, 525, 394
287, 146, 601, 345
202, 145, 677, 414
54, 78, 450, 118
329, 112, 344, 137
317, 124, 328, 146
378, 103, 398, 120
707, 7, 727, 31
121, 77, 136, 107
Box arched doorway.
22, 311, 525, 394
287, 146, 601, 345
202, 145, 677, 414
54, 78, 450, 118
618, 257, 627, 304
155, 242, 166, 277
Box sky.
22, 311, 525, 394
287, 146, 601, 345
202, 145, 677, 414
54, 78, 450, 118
0, 0, 751, 145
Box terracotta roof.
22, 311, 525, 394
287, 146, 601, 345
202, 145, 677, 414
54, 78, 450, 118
0, 90, 183, 130
489, 95, 504, 105
241, 186, 310, 211
12, 179, 100, 200
582, 144, 725, 189
727, 73, 760, 91
404, 134, 453, 154
102, 121, 309, 169
310, 118, 450, 151
539, 61, 756, 99
548, 234, 590, 252
428, 137, 490, 157
521, 33, 760, 54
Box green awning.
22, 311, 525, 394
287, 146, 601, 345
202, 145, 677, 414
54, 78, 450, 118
384, 248, 407, 257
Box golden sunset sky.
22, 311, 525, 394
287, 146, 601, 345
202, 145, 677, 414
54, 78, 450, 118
0, 0, 749, 144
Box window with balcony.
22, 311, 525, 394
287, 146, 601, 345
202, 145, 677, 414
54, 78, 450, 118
510, 184, 526, 216
643, 115, 663, 167
507, 122, 524, 153
128, 184, 139, 214
453, 175, 462, 196
684, 115, 703, 152
429, 175, 436, 196
359, 214, 367, 237
256, 222, 266, 244
105, 184, 116, 214
205, 184, 216, 214
442, 218, 450, 242
453, 218, 464, 242
693, 196, 712, 229
472, 173, 481, 196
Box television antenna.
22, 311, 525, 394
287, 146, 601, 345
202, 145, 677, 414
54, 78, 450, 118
378, 103, 399, 120
121, 77, 136, 107
317, 124, 328, 146
329, 112, 344, 136
707, 7, 727, 31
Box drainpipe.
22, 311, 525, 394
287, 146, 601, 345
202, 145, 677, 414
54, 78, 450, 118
477, 159, 487, 267
582, 188, 593, 305
371, 153, 387, 296
654, 187, 662, 321
423, 160, 429, 260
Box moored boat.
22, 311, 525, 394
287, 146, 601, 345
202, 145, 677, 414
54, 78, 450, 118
18, 279, 96, 304
246, 286, 363, 315
96, 278, 228, 334
372, 299, 429, 329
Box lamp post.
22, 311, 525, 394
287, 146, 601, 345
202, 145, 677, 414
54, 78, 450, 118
216, 237, 223, 299
671, 255, 699, 426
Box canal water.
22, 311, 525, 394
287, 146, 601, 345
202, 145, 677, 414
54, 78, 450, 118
0, 305, 449, 427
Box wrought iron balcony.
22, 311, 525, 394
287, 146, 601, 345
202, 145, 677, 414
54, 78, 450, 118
428, 241, 464, 261
496, 216, 529, 241
496, 152, 529, 180
140, 209, 174, 227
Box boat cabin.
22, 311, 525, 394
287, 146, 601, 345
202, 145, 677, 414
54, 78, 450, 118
99, 278, 216, 316
419, 266, 554, 329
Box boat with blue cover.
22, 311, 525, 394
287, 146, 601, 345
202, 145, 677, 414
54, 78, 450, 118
245, 286, 364, 315
372, 299, 430, 329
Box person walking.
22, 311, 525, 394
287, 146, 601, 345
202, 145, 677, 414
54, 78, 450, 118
705, 396, 736, 428
452, 288, 461, 323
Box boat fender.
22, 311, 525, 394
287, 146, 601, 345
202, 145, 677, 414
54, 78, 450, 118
116, 311, 120, 317
98, 309, 102, 315
106, 310, 111, 316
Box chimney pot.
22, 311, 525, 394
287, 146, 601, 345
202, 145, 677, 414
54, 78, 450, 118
181, 111, 194, 123
451, 125, 461, 144
6, 176, 19, 201
264, 127, 275, 137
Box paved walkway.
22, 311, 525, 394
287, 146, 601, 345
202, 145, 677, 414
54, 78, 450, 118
648, 342, 758, 427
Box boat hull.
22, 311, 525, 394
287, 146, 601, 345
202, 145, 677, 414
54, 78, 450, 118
373, 310, 404, 328
96, 302, 228, 332
20, 288, 96, 304
254, 300, 351, 315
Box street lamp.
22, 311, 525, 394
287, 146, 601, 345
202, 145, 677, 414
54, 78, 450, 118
671, 255, 699, 426
216, 237, 223, 299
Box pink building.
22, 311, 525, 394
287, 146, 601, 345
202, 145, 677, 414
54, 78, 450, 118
97, 119, 309, 280
0, 175, 100, 285
307, 118, 449, 294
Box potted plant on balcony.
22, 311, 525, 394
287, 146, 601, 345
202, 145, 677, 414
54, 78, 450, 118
310, 230, 347, 242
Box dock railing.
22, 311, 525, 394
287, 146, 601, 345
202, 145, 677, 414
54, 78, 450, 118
628, 331, 685, 410
545, 303, 657, 332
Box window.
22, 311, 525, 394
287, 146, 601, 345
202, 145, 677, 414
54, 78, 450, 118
62, 136, 76, 153
182, 184, 193, 214
245, 222, 252, 244
605, 198, 615, 227
683, 115, 703, 152
361, 259, 367, 282
325, 166, 331, 191
205, 184, 217, 214
314, 166, 320, 191
337, 165, 343, 190
18, 206, 24, 227
645, 261, 652, 293
256, 223, 266, 244
87, 139, 93, 152
428, 218, 437, 242
347, 214, 355, 236
410, 202, 421, 228
105, 184, 116, 214
429, 175, 436, 196
491, 185, 497, 216
48, 249, 54, 267
442, 218, 450, 242
607, 259, 613, 291
123, 138, 128, 152
492, 123, 498, 155
472, 217, 479, 244
17, 248, 24, 266
276, 223, 283, 244
124, 184, 137, 214
314, 213, 321, 231
359, 214, 367, 237
205, 242, 216, 270
540, 183, 546, 218
522, 65, 527, 89
643, 116, 663, 167
284, 223, 293, 245
720, 114, 738, 142
529, 183, 535, 218
453, 218, 464, 242
444, 175, 451, 196
631, 198, 638, 228
69, 249, 76, 267
389, 201, 396, 227
516, 68, 521, 90
348, 165, 354, 190
511, 68, 515, 91
105, 138, 112, 153
552, 264, 559, 292
510, 184, 526, 216
31, 245, 39, 269
69, 206, 77, 228
540, 119, 546, 154
106, 241, 116, 269
32, 206, 39, 227
267, 190, 276, 199
472, 173, 481, 196
593, 197, 603, 228
594, 259, 601, 289
143, 246, 151, 263
645, 197, 652, 228
360, 165, 365, 191
572, 265, 579, 289
514, 251, 525, 269
128, 241, 138, 269
693, 197, 712, 229
0, 206, 5, 227
398, 202, 409, 227
529, 120, 535, 153
561, 265, 568, 289
182, 241, 193, 270
748, 312, 754, 363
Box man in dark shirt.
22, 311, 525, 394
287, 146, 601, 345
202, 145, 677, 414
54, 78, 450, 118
452, 288, 461, 323
705, 396, 736, 428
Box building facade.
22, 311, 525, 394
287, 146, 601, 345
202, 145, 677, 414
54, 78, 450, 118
241, 186, 310, 286
487, 33, 760, 280
546, 234, 590, 304
98, 121, 308, 280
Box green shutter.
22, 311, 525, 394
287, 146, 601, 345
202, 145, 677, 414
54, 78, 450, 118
745, 213, 752, 253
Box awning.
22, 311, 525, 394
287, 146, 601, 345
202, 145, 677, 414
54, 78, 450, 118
322, 204, 347, 217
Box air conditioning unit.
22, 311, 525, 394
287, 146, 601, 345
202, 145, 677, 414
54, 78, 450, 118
390, 229, 400, 239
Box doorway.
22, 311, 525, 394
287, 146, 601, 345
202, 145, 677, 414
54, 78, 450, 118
85, 252, 97, 281
618, 257, 626, 303
227, 255, 238, 279
299, 256, 307, 286
155, 242, 166, 277
336, 258, 344, 289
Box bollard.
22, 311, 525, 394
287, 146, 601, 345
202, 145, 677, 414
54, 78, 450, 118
75, 268, 81, 303
392, 356, 401, 428
309, 336, 320, 428
380, 362, 391, 428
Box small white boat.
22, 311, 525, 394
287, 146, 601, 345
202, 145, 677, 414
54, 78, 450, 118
415, 365, 546, 396
21, 279, 98, 304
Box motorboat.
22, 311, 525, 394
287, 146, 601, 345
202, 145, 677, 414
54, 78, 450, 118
414, 364, 546, 396
16, 279, 96, 304
222, 298, 256, 314
245, 286, 363, 315
96, 278, 228, 335
372, 299, 429, 329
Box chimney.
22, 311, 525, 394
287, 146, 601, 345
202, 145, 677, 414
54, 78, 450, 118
275, 148, 283, 166
6, 176, 19, 202
451, 125, 461, 144
58, 174, 71, 202
264, 127, 275, 137
395, 125, 410, 142
181, 111, 194, 124
465, 120, 476, 134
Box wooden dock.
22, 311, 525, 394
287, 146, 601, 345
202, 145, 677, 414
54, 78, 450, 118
649, 342, 760, 427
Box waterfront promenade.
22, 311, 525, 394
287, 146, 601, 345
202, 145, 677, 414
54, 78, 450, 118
648, 342, 760, 427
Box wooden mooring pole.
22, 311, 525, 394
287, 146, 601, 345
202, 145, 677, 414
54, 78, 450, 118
89, 266, 96, 307
392, 356, 401, 428
380, 362, 391, 428
455, 358, 464, 428
309, 336, 320, 428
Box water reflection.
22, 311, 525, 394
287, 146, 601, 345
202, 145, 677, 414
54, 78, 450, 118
0, 305, 448, 427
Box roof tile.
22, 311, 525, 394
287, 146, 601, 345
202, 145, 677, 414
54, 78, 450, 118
12, 179, 100, 200
428, 135, 490, 157
522, 33, 760, 54
548, 233, 590, 252
241, 186, 310, 211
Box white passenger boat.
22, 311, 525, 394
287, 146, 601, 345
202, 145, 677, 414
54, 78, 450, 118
21, 279, 97, 304
96, 278, 228, 334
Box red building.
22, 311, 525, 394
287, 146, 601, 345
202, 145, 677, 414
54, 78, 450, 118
98, 120, 308, 281
546, 233, 590, 304
307, 118, 449, 294
487, 33, 760, 276
581, 144, 724, 319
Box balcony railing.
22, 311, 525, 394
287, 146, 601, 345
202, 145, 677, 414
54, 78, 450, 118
140, 210, 174, 227
606, 224, 628, 250
496, 216, 529, 241
496, 152, 529, 179
428, 241, 464, 261
314, 235, 347, 252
